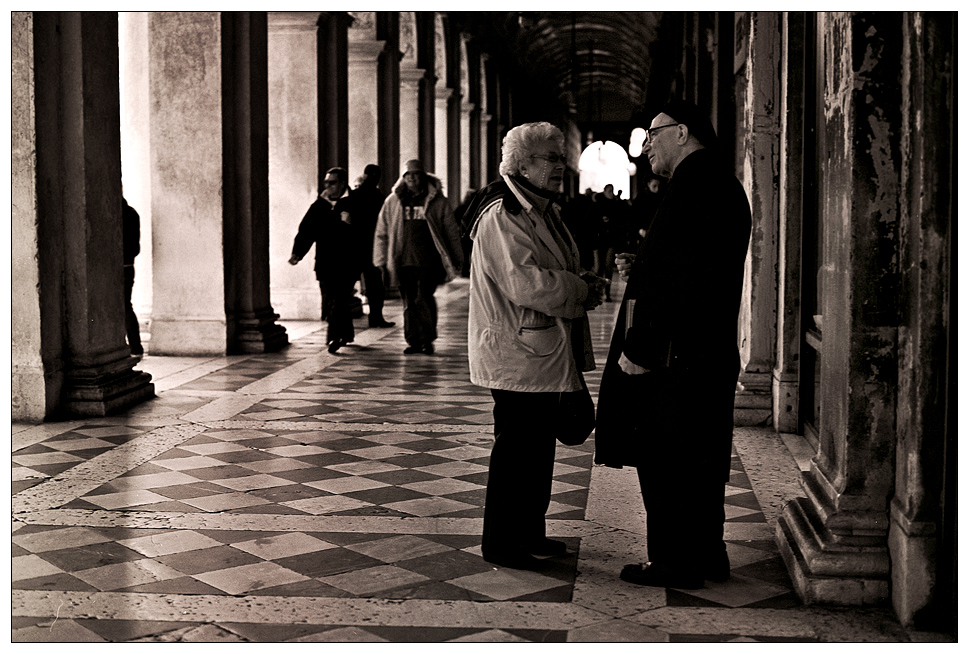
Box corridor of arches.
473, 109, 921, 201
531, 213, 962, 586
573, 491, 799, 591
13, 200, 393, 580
12, 11, 956, 638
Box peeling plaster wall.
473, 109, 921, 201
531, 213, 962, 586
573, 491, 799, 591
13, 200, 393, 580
817, 12, 900, 511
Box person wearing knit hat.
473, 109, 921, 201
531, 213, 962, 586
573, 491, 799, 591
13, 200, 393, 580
373, 158, 464, 354
594, 99, 752, 589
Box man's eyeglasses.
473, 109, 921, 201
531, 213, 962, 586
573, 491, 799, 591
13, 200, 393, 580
322, 179, 341, 185
645, 123, 680, 141
530, 152, 568, 166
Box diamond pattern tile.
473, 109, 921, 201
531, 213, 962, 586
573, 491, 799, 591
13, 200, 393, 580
10, 278, 818, 644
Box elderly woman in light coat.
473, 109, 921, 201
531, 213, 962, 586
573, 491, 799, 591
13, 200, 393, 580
467, 121, 603, 570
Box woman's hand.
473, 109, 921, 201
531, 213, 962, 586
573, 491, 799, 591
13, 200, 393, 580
615, 252, 636, 279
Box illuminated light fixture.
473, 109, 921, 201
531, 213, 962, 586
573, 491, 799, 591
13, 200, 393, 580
629, 127, 646, 158
627, 162, 638, 176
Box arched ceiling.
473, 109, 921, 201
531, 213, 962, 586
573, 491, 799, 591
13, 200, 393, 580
455, 11, 665, 126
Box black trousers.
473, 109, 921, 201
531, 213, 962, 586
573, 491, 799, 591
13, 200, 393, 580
362, 264, 387, 323
398, 266, 439, 348
124, 265, 143, 355
635, 457, 728, 573
319, 273, 356, 345
482, 389, 558, 555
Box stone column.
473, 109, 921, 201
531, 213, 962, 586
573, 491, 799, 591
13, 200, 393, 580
890, 12, 954, 628
222, 12, 288, 354
347, 12, 384, 182
318, 12, 350, 176
148, 12, 228, 355
460, 99, 473, 199
480, 112, 492, 184
735, 11, 779, 426
434, 86, 451, 192
772, 14, 805, 433
399, 66, 425, 166
29, 12, 153, 416
376, 12, 400, 191
776, 12, 902, 606
268, 12, 323, 320
13, 12, 48, 421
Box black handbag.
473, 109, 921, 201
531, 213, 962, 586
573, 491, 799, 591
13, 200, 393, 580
554, 373, 596, 446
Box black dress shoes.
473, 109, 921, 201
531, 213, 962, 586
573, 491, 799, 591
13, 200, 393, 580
369, 319, 396, 328
482, 548, 545, 571
404, 344, 434, 355
619, 562, 704, 590
327, 340, 342, 354
527, 538, 567, 557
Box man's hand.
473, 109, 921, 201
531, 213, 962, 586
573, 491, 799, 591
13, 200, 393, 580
619, 352, 648, 375
288, 255, 300, 266
615, 252, 636, 279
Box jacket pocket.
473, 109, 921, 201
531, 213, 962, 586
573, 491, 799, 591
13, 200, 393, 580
517, 324, 561, 357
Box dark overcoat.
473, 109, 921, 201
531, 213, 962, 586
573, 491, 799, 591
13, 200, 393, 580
291, 195, 360, 280
594, 149, 752, 480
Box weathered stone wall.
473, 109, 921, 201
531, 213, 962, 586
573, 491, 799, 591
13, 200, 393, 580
890, 12, 954, 629
11, 12, 48, 421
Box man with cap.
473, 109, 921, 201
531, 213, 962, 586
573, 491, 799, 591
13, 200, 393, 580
350, 164, 395, 329
594, 99, 752, 589
373, 159, 464, 354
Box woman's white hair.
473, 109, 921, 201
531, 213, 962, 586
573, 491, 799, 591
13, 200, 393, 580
499, 122, 565, 176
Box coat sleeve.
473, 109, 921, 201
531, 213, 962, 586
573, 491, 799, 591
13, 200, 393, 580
373, 196, 392, 268
291, 203, 317, 262
474, 204, 589, 319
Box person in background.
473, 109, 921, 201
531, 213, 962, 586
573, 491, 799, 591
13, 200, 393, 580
466, 121, 605, 570
289, 167, 360, 354
595, 99, 752, 590
122, 197, 143, 356
373, 159, 464, 355
630, 174, 665, 246
350, 164, 395, 329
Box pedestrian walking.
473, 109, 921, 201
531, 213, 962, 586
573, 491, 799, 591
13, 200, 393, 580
289, 167, 360, 354
373, 160, 464, 355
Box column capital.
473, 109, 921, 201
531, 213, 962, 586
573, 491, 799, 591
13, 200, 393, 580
435, 86, 453, 102
348, 39, 385, 62
461, 100, 475, 114
267, 12, 320, 33
400, 65, 425, 84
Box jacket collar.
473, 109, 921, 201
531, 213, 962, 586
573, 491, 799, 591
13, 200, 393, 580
502, 174, 568, 270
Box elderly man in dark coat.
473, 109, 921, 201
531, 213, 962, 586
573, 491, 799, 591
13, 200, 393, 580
594, 100, 752, 589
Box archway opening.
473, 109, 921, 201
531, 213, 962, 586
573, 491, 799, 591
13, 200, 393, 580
577, 140, 632, 199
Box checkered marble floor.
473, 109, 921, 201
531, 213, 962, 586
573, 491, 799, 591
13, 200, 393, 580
12, 279, 925, 643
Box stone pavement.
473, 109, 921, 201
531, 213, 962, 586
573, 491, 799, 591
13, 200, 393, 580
11, 278, 949, 643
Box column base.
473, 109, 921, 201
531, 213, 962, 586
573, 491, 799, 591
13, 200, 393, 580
772, 370, 798, 433
776, 496, 890, 606
735, 370, 772, 426
889, 500, 938, 627
63, 358, 155, 417
235, 310, 290, 354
